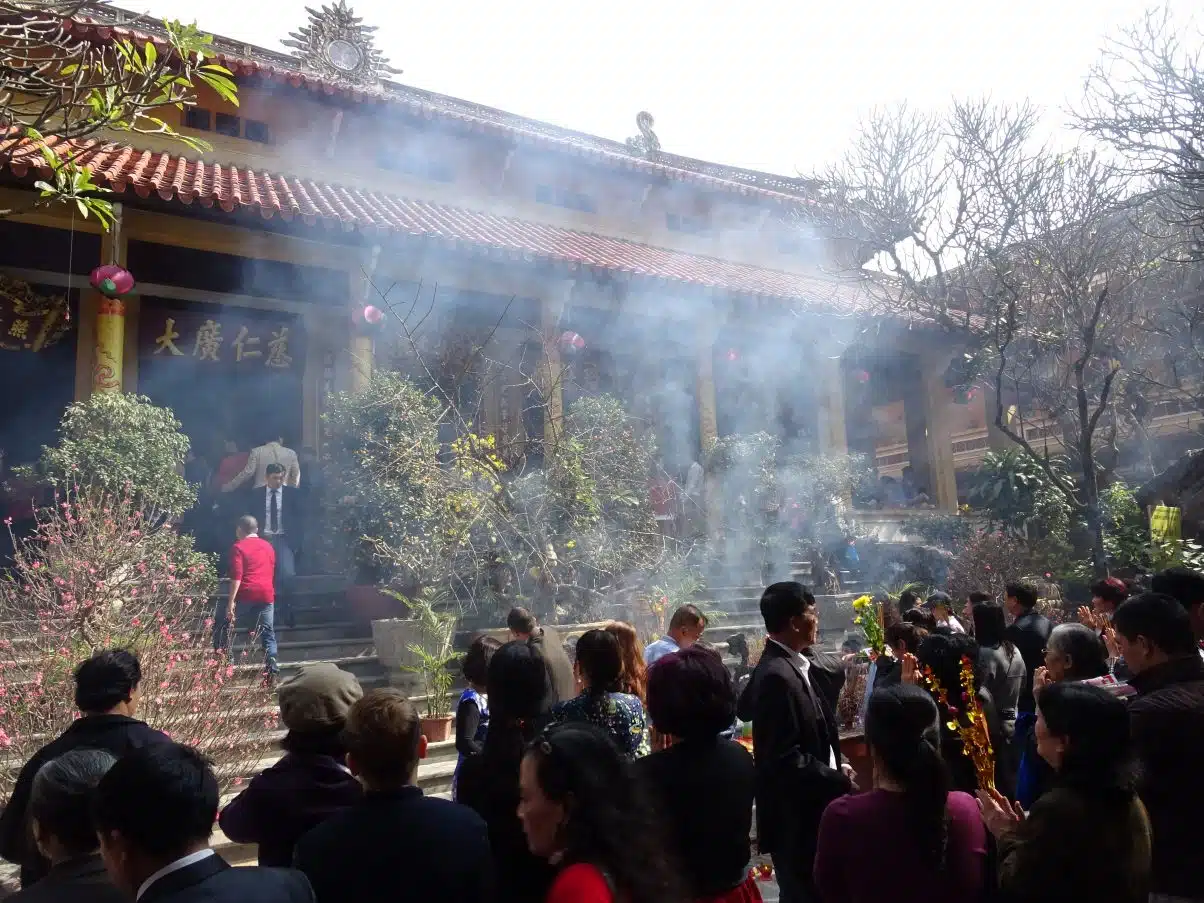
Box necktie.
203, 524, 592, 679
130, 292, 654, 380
270, 489, 279, 533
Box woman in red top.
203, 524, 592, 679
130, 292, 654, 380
518, 722, 683, 903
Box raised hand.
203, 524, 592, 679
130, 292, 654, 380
977, 787, 1025, 838
1078, 606, 1098, 630
901, 652, 920, 685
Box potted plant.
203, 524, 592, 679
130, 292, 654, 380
402, 642, 458, 742
370, 588, 457, 700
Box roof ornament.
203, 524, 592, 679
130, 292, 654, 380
625, 111, 661, 159
283, 2, 401, 86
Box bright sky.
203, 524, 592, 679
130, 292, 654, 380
133, 0, 1196, 177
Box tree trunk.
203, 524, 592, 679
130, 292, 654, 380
1084, 495, 1109, 578
1080, 442, 1109, 578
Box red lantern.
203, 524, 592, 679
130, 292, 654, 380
559, 331, 585, 353
89, 264, 135, 298
353, 304, 385, 333
726, 349, 739, 362
854, 369, 871, 384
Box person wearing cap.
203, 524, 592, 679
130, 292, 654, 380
923, 591, 965, 634
219, 663, 364, 867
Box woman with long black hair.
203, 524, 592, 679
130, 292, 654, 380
979, 681, 1151, 903
456, 641, 556, 903
814, 684, 987, 903
517, 722, 683, 903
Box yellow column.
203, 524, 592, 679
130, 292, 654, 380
539, 281, 572, 452
696, 318, 719, 453
817, 355, 848, 455
91, 204, 127, 394
922, 359, 960, 511
348, 244, 381, 393
349, 334, 373, 392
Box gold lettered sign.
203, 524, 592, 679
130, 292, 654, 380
139, 303, 303, 373
0, 274, 72, 352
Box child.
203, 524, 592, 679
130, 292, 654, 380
451, 634, 500, 801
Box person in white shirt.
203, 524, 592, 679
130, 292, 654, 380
644, 604, 708, 666
222, 434, 301, 492
92, 743, 313, 903
924, 591, 966, 634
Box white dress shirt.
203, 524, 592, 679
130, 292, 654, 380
136, 848, 216, 900
263, 485, 285, 536
766, 638, 838, 769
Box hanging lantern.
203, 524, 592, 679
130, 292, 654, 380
89, 264, 135, 298
726, 348, 739, 362
352, 304, 385, 333
853, 368, 871, 384
559, 331, 585, 354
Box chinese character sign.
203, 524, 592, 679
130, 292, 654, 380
138, 302, 304, 373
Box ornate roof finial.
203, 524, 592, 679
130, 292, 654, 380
283, 2, 401, 86
626, 111, 661, 159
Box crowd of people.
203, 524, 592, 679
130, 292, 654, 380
0, 571, 1201, 903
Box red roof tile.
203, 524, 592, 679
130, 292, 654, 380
1, 135, 871, 311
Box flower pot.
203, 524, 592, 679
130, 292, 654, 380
420, 714, 454, 743
345, 584, 396, 623
371, 615, 456, 691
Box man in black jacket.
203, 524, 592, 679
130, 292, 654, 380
507, 607, 575, 710
1113, 592, 1204, 903
740, 582, 854, 903
0, 650, 169, 888
93, 743, 312, 903
8, 749, 123, 903
246, 464, 306, 627
294, 689, 493, 903
1003, 581, 1051, 742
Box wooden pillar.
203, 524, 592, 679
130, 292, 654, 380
914, 357, 959, 511
539, 281, 573, 452
696, 318, 719, 454
817, 355, 848, 455
983, 384, 1013, 451
90, 205, 128, 394
348, 244, 381, 393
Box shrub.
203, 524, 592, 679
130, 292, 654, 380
25, 393, 195, 517
944, 529, 1034, 603
0, 489, 274, 797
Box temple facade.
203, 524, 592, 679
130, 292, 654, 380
0, 2, 1194, 516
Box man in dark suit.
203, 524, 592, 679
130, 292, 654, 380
739, 582, 854, 903
0, 650, 169, 888
8, 749, 123, 903
507, 607, 575, 711
93, 743, 313, 903
294, 689, 493, 903
1003, 580, 1051, 746
248, 463, 306, 627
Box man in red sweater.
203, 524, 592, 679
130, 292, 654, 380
215, 515, 279, 678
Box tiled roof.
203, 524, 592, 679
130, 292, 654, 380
63, 6, 824, 207
1, 135, 870, 311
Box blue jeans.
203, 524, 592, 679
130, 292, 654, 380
267, 534, 297, 625
213, 600, 278, 674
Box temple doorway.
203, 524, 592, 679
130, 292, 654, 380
136, 298, 305, 472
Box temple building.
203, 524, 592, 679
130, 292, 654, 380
0, 2, 1194, 516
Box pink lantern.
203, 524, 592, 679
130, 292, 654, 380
559, 331, 585, 353
854, 369, 871, 384
363, 305, 384, 325
89, 264, 135, 298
